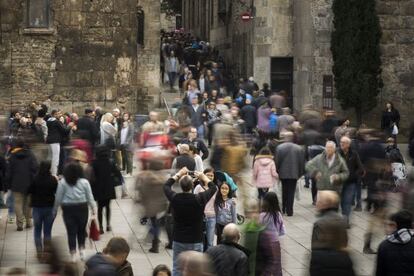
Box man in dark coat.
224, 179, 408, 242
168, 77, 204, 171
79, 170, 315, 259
5, 139, 38, 231
376, 210, 414, 276
310, 191, 355, 276
46, 109, 74, 176
164, 167, 217, 276
76, 108, 100, 146
240, 98, 257, 134
206, 223, 249, 276
189, 97, 206, 139
338, 136, 364, 227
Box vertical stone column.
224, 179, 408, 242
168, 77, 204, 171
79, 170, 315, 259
136, 0, 161, 113
292, 0, 315, 110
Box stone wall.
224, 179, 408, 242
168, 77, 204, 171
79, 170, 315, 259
376, 0, 414, 131
0, 0, 160, 115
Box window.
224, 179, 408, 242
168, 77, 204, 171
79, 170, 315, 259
27, 0, 50, 28
323, 75, 334, 110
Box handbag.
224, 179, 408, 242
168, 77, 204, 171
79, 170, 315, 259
111, 163, 123, 187
392, 124, 399, 135
89, 219, 100, 241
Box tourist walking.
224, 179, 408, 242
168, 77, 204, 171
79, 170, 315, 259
29, 161, 57, 255
53, 163, 97, 261
276, 132, 305, 216
6, 139, 38, 231
91, 146, 120, 234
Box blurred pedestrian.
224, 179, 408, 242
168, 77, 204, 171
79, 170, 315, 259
206, 223, 249, 276
85, 237, 133, 276
91, 146, 121, 234
5, 138, 38, 231
258, 192, 285, 276
53, 163, 97, 261
28, 161, 57, 255
376, 210, 414, 276
178, 251, 214, 276
276, 132, 305, 216
153, 265, 171, 276
310, 191, 355, 276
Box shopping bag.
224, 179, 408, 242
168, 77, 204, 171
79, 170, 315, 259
392, 124, 399, 135
89, 219, 100, 241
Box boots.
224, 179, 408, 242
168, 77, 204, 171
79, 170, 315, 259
149, 239, 160, 253
363, 233, 376, 254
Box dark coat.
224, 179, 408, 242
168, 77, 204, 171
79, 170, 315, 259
173, 153, 195, 171
84, 253, 117, 276
311, 209, 348, 250
206, 241, 250, 276
5, 148, 38, 194
29, 174, 58, 207
0, 155, 6, 192
376, 229, 414, 276
77, 115, 100, 145
181, 138, 209, 160
189, 104, 206, 128
310, 249, 355, 276
381, 109, 400, 130
46, 118, 70, 144
91, 149, 119, 201
240, 104, 257, 128
339, 149, 364, 184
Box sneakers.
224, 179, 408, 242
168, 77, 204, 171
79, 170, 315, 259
79, 250, 86, 261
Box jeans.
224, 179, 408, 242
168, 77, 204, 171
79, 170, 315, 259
172, 241, 203, 276
281, 179, 297, 216
205, 217, 216, 250
62, 203, 89, 252
6, 191, 14, 216
168, 72, 177, 88
121, 145, 133, 174
150, 217, 160, 239
32, 207, 55, 251
97, 199, 111, 229
48, 143, 60, 176
197, 125, 205, 139
341, 183, 356, 222
14, 192, 32, 228
354, 179, 362, 207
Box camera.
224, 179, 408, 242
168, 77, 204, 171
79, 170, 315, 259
188, 171, 196, 177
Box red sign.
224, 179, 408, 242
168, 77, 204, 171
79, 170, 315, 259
241, 12, 251, 22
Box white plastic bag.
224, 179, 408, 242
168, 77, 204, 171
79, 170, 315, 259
392, 124, 399, 135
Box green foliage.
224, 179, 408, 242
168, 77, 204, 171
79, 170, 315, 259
331, 0, 382, 123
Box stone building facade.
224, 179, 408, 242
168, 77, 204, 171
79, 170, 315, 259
182, 0, 414, 131
0, 0, 161, 114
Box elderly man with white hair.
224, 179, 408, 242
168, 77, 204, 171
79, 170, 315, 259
338, 135, 364, 227
306, 140, 349, 195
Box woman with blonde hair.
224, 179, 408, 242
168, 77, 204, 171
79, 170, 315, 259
100, 113, 117, 148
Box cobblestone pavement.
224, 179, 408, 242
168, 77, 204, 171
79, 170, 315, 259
0, 165, 402, 276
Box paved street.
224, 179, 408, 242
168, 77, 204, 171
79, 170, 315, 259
0, 163, 401, 276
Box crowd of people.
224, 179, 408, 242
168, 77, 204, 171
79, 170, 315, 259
1, 30, 414, 276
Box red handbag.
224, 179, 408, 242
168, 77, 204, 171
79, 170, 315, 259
89, 219, 100, 241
